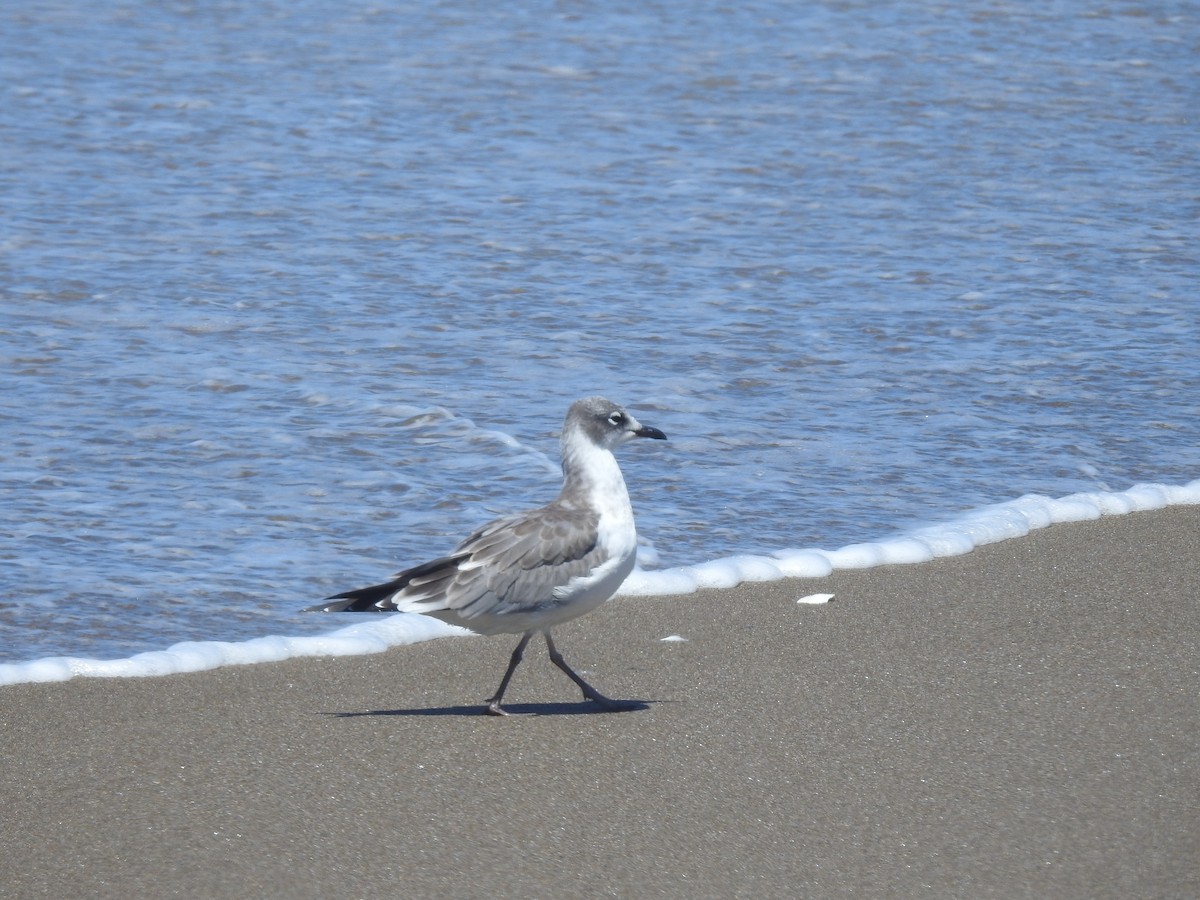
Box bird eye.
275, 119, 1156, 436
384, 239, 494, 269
607, 411, 626, 426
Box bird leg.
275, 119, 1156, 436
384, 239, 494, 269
485, 631, 535, 716
543, 631, 643, 712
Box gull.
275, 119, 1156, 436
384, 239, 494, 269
307, 396, 667, 716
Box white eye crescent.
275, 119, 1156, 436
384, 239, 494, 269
607, 411, 626, 426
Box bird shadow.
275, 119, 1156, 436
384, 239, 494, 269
325, 699, 661, 718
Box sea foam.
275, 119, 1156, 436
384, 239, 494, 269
0, 615, 464, 686
2, 479, 1196, 687
620, 480, 1200, 593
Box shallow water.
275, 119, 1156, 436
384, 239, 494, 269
2, 1, 1197, 663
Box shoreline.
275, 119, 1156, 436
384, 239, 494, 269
3, 506, 1198, 897
7, 479, 1198, 685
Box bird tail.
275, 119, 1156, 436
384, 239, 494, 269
303, 580, 400, 613
302, 585, 391, 614
304, 553, 464, 613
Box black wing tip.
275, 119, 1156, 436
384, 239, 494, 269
302, 597, 352, 613
304, 552, 465, 614
302, 580, 403, 613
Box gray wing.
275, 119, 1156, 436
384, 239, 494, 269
446, 503, 604, 618
308, 502, 606, 630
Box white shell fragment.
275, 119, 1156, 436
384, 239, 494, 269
796, 593, 835, 605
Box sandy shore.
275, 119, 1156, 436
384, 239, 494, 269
3, 506, 1198, 899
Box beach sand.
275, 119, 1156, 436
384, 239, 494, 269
2, 506, 1198, 899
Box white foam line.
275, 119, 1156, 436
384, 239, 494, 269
2, 479, 1197, 686
0, 615, 466, 686
618, 478, 1200, 595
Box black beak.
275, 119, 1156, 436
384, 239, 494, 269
634, 425, 667, 440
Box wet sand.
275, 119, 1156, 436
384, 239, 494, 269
3, 506, 1198, 898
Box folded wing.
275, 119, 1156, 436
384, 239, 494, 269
305, 502, 605, 632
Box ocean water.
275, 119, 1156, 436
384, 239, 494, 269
2, 1, 1197, 681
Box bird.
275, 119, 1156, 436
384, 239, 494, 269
306, 396, 667, 716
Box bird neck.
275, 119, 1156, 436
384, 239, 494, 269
559, 431, 631, 514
